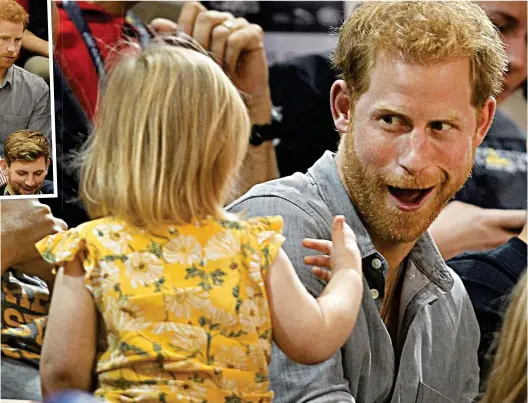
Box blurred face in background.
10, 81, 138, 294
478, 1, 527, 103
0, 18, 23, 73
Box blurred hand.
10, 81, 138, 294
429, 201, 525, 259
149, 18, 179, 35
176, 2, 272, 125
1, 200, 67, 271
303, 216, 362, 282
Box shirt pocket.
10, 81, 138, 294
415, 382, 456, 403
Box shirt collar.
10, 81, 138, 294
0, 66, 14, 89
308, 151, 453, 291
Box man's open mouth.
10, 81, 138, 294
387, 186, 434, 209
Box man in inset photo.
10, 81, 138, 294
0, 129, 53, 195
0, 0, 51, 154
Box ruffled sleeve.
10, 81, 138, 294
246, 216, 285, 278
37, 228, 85, 265
35, 227, 100, 296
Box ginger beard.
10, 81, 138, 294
339, 120, 475, 243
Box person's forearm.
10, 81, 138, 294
229, 142, 279, 202
316, 270, 363, 348
1, 241, 40, 272
41, 366, 92, 398
1, 250, 14, 273
22, 30, 49, 57
282, 269, 363, 365
429, 202, 524, 259
248, 87, 272, 126
518, 222, 527, 244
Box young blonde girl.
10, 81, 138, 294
480, 271, 527, 403
37, 39, 363, 402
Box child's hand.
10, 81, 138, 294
302, 216, 362, 282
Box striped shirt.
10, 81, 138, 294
0, 65, 51, 156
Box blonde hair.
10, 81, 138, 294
481, 271, 527, 403
78, 44, 250, 228
0, 0, 28, 28
3, 130, 50, 166
332, 1, 508, 108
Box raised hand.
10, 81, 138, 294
176, 2, 271, 125
303, 216, 362, 282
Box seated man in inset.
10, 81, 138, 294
0, 0, 51, 153
0, 130, 53, 195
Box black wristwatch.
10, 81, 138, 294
249, 105, 283, 146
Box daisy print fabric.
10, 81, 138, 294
36, 215, 285, 403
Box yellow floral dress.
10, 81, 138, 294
36, 215, 285, 403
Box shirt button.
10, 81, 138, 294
371, 258, 382, 270
370, 289, 379, 300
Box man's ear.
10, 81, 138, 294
0, 159, 8, 174
474, 96, 497, 147
46, 159, 50, 172
331, 80, 351, 135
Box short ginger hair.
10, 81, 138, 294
0, 0, 29, 29
332, 1, 508, 108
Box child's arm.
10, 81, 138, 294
264, 216, 363, 365
40, 254, 97, 398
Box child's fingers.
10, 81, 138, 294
312, 266, 332, 282
303, 238, 332, 254
304, 254, 331, 268
342, 221, 357, 242
332, 215, 345, 246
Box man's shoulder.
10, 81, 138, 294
11, 65, 48, 94
228, 172, 332, 230
40, 180, 55, 194
448, 238, 526, 299
230, 172, 316, 211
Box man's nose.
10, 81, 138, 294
397, 128, 433, 175
6, 40, 16, 53
25, 176, 35, 187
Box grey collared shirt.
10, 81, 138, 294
228, 151, 480, 403
0, 65, 51, 155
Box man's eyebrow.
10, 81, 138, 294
489, 10, 519, 27
432, 110, 466, 124
371, 103, 409, 117
372, 104, 465, 123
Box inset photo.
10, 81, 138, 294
0, 0, 55, 198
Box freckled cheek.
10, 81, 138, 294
355, 134, 399, 169
433, 138, 475, 175
11, 174, 24, 183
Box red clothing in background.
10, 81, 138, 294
54, 1, 138, 119
15, 0, 30, 12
